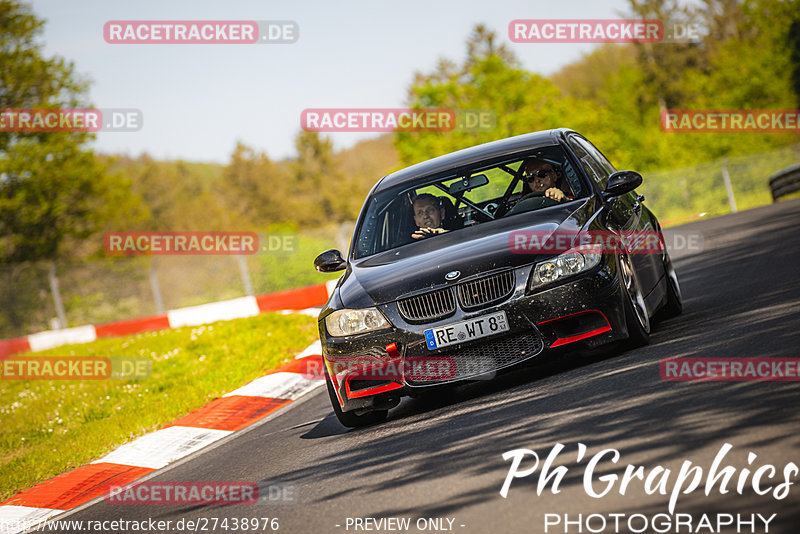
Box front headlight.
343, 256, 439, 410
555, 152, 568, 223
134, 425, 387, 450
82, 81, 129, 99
528, 246, 602, 290
325, 308, 391, 337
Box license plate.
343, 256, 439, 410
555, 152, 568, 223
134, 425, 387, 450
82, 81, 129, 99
424, 311, 509, 350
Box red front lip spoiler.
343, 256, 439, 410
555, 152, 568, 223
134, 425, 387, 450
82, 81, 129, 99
538, 309, 611, 348
345, 365, 404, 398
330, 342, 405, 401
334, 341, 463, 400
548, 326, 612, 347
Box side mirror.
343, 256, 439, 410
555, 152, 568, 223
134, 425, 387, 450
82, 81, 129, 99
314, 249, 346, 273
603, 170, 642, 199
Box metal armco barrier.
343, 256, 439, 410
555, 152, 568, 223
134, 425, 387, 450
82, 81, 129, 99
769, 163, 800, 201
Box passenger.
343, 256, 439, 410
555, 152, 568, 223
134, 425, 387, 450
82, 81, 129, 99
411, 193, 448, 239
521, 159, 566, 201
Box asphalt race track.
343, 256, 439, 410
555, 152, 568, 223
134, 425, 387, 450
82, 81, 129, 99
50, 199, 800, 534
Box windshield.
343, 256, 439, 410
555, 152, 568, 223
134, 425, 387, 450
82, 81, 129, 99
353, 144, 588, 259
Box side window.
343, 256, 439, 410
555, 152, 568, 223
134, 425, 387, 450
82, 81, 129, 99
568, 137, 607, 189
576, 137, 617, 179
356, 210, 377, 257
379, 211, 390, 250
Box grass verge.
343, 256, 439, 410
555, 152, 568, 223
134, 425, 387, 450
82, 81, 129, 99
0, 312, 319, 501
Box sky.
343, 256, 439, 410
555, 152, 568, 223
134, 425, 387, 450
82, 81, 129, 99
30, 0, 632, 163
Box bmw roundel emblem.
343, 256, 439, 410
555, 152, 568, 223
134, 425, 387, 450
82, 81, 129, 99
445, 270, 461, 281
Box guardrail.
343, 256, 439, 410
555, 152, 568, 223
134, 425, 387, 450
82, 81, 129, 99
769, 164, 800, 201
0, 281, 336, 359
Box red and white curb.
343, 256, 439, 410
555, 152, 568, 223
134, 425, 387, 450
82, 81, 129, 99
0, 282, 338, 533
0, 345, 326, 534
0, 281, 338, 360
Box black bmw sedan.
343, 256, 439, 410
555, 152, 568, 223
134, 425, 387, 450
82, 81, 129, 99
314, 128, 682, 427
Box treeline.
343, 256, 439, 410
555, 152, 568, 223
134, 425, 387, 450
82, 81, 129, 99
397, 0, 800, 171
116, 0, 800, 243
2, 0, 800, 266
98, 133, 399, 236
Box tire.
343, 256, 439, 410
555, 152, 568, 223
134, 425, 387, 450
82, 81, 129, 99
659, 250, 683, 319
618, 253, 650, 347
324, 368, 388, 428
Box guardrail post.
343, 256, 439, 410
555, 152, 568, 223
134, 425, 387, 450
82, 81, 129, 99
48, 263, 67, 329
149, 257, 165, 314
336, 221, 350, 253
722, 157, 738, 213
237, 255, 254, 296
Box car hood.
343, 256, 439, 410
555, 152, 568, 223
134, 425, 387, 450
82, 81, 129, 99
337, 199, 598, 308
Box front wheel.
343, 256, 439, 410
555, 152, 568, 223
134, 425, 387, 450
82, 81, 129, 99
619, 253, 650, 347
324, 368, 388, 428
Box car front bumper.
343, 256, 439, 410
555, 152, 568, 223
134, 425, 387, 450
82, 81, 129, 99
320, 255, 629, 413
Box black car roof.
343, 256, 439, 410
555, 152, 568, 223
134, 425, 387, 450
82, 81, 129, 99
373, 128, 575, 193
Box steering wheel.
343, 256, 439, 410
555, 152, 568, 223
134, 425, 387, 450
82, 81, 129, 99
519, 191, 546, 200
505, 190, 560, 215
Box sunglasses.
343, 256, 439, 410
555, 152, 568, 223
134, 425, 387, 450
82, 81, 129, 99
523, 168, 555, 181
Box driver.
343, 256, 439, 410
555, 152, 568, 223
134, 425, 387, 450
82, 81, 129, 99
411, 194, 448, 239
521, 159, 566, 202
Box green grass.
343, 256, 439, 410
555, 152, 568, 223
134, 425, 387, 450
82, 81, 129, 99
0, 312, 319, 501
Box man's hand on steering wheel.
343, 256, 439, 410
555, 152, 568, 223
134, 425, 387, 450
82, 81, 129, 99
412, 227, 447, 239
521, 187, 566, 202
544, 187, 565, 201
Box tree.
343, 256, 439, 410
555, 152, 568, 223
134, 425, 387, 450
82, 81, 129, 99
0, 0, 134, 263
790, 16, 800, 108
651, 0, 800, 161
627, 0, 708, 113
289, 131, 349, 225
218, 142, 292, 228
0, 1, 143, 335
334, 134, 400, 218
396, 25, 581, 165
